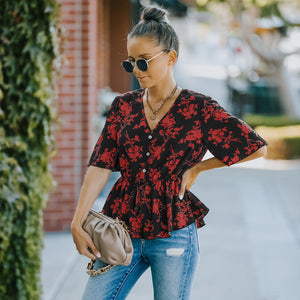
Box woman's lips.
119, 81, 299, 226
138, 76, 147, 80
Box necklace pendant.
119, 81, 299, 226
150, 113, 156, 121
145, 84, 178, 123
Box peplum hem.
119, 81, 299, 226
101, 175, 209, 240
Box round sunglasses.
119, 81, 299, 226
121, 49, 169, 73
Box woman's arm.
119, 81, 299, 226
178, 145, 267, 199
71, 166, 111, 260
194, 145, 267, 173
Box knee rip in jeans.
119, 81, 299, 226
166, 248, 185, 257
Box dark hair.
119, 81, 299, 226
127, 5, 180, 58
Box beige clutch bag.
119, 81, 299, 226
82, 210, 133, 276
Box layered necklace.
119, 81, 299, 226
146, 84, 178, 121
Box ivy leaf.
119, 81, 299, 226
1, 186, 21, 204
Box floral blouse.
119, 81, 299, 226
88, 88, 267, 239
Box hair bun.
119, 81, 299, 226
141, 6, 168, 23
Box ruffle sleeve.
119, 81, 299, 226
88, 96, 120, 171
200, 97, 268, 166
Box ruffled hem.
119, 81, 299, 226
101, 175, 209, 240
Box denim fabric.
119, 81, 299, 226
82, 222, 200, 300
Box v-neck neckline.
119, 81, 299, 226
139, 88, 185, 133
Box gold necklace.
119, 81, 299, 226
146, 84, 178, 121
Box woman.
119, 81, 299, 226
71, 5, 268, 300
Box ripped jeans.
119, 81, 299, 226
82, 222, 200, 300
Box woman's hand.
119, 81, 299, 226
71, 223, 101, 260
178, 167, 200, 199
70, 166, 111, 260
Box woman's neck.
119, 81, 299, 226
147, 80, 178, 103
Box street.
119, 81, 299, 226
41, 159, 300, 300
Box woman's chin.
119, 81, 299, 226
137, 77, 151, 87
138, 82, 149, 89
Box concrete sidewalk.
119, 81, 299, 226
41, 158, 300, 300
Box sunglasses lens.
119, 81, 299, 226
137, 59, 148, 72
122, 61, 133, 73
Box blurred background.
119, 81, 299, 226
1, 0, 300, 299
41, 1, 300, 299
45, 0, 300, 233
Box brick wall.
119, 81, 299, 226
44, 0, 131, 231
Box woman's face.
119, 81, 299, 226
126, 36, 175, 88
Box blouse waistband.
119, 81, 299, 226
120, 171, 182, 186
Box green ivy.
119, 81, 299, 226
0, 1, 61, 299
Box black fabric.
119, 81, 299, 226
88, 88, 267, 239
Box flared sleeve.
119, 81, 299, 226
200, 97, 268, 166
88, 96, 120, 171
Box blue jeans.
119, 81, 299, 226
82, 222, 200, 300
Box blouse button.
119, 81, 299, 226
148, 135, 152, 139
146, 152, 150, 156
142, 168, 147, 173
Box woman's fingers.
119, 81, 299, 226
178, 181, 186, 199
87, 239, 101, 259
80, 246, 98, 261
179, 170, 190, 199
179, 168, 197, 199
78, 239, 100, 260
72, 227, 101, 260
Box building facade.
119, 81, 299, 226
44, 0, 133, 231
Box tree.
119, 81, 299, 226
181, 0, 300, 117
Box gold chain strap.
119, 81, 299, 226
86, 259, 115, 277
116, 217, 129, 231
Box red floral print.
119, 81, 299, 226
88, 88, 268, 239
178, 103, 198, 119
152, 198, 161, 215
208, 128, 227, 145
127, 144, 143, 162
